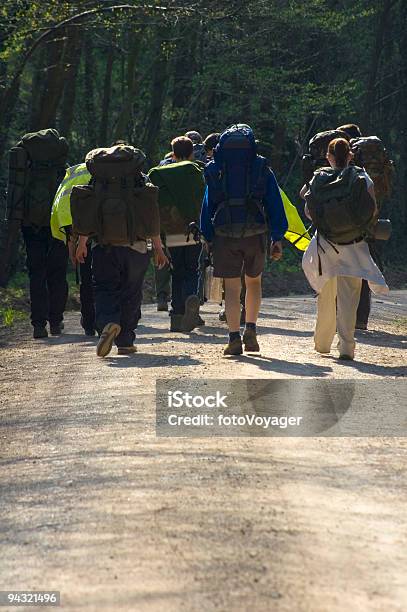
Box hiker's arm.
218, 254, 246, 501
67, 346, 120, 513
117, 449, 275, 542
76, 235, 88, 264
200, 185, 214, 243
151, 235, 168, 269
264, 170, 288, 242
299, 184, 308, 200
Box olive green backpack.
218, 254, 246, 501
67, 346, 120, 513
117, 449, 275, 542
71, 145, 160, 244
6, 129, 68, 228
306, 166, 377, 244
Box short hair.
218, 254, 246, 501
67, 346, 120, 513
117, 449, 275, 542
204, 133, 220, 151
337, 124, 362, 140
185, 130, 202, 144
172, 136, 193, 160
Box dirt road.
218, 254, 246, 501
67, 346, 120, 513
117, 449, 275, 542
1, 292, 406, 611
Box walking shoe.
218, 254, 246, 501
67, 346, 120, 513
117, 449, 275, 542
157, 294, 169, 312
96, 322, 121, 357
117, 346, 137, 355
243, 328, 260, 352
170, 314, 184, 332
355, 321, 368, 330
224, 337, 243, 356
339, 354, 354, 361
50, 322, 64, 336
33, 326, 48, 339
181, 295, 201, 332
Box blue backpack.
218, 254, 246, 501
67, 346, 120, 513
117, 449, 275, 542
205, 124, 268, 238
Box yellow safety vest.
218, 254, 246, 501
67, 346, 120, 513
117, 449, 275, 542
50, 163, 91, 242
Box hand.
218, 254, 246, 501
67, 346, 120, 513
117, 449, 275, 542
76, 241, 88, 264
154, 247, 169, 269
68, 240, 77, 266
270, 240, 283, 261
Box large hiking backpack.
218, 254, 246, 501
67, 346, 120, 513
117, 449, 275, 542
148, 160, 205, 235
6, 129, 68, 227
306, 165, 377, 244
70, 145, 160, 244
301, 129, 349, 185
206, 124, 269, 239
350, 136, 394, 204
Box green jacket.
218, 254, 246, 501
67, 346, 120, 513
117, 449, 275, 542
148, 160, 205, 235
51, 163, 91, 242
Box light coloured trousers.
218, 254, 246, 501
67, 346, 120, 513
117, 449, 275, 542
314, 275, 362, 358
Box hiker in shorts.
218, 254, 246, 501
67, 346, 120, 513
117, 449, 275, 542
301, 138, 389, 360
149, 137, 206, 332
200, 124, 288, 355
336, 123, 394, 330
72, 145, 167, 357
6, 129, 69, 339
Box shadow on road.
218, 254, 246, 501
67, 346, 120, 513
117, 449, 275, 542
228, 354, 332, 377
106, 353, 203, 368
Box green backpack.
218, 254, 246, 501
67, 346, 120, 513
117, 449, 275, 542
6, 129, 68, 228
306, 166, 377, 244
71, 145, 160, 244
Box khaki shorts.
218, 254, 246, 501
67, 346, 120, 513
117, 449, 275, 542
212, 233, 267, 278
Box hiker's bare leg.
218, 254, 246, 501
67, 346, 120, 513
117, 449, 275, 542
244, 273, 262, 323
224, 277, 241, 332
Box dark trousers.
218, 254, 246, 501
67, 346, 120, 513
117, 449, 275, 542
79, 249, 96, 331
155, 261, 171, 301
356, 242, 382, 326
168, 244, 201, 314
22, 226, 68, 328
92, 245, 149, 347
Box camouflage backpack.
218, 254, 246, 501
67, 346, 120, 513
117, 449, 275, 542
301, 129, 350, 185
350, 137, 394, 205
6, 129, 68, 227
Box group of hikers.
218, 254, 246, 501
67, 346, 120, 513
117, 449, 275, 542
5, 121, 392, 360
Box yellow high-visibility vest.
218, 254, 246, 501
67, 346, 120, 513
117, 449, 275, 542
50, 163, 91, 242
280, 188, 311, 251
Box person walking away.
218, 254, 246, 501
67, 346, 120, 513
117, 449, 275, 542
71, 145, 167, 357
204, 133, 220, 161
50, 162, 96, 336
200, 124, 288, 355
6, 129, 69, 338
337, 123, 394, 330
149, 137, 205, 332
301, 138, 389, 360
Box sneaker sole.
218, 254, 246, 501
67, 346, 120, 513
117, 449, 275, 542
97, 323, 121, 357
182, 295, 200, 332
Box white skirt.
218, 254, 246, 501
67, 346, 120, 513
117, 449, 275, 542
302, 234, 389, 295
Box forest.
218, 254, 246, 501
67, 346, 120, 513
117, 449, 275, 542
1, 0, 406, 278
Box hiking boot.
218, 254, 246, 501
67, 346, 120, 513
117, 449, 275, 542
339, 354, 354, 361
243, 328, 260, 352
170, 314, 184, 332
157, 294, 169, 312
240, 308, 246, 325
181, 295, 201, 332
224, 337, 243, 356
117, 345, 137, 355
33, 326, 48, 339
219, 309, 227, 322
50, 322, 64, 336
96, 322, 121, 357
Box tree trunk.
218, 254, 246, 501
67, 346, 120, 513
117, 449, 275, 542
143, 28, 169, 161
36, 32, 67, 129
99, 46, 115, 146
59, 28, 83, 138
362, 0, 395, 133
84, 34, 96, 147
114, 35, 141, 141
